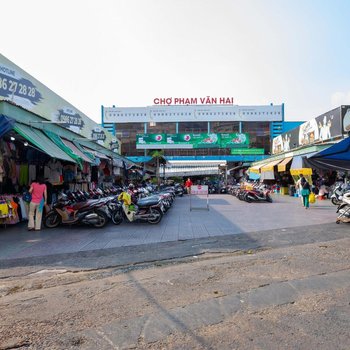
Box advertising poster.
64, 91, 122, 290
220, 133, 249, 148
136, 133, 166, 145
272, 107, 343, 154
191, 133, 220, 148
342, 105, 350, 133
0, 54, 116, 150
136, 133, 249, 149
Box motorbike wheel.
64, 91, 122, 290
331, 197, 339, 205
93, 210, 108, 228
266, 195, 273, 203
148, 208, 163, 224
112, 210, 123, 225
44, 211, 61, 228
245, 195, 253, 203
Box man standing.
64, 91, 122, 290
185, 177, 193, 194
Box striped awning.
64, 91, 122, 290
249, 163, 266, 174
277, 157, 293, 172
261, 159, 283, 172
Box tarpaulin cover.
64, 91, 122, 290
61, 139, 93, 163
308, 137, 350, 171
14, 123, 76, 163
0, 115, 15, 138
44, 130, 83, 169
82, 147, 109, 160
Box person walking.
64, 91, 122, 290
185, 177, 193, 194
301, 179, 311, 209
28, 176, 47, 231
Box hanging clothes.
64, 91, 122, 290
19, 164, 29, 186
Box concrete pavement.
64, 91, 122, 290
0, 193, 345, 263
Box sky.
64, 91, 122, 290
2, 0, 350, 123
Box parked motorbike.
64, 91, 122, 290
174, 183, 184, 197
336, 192, 350, 224
244, 187, 272, 203
112, 191, 163, 224
219, 185, 228, 194
331, 183, 350, 205
44, 195, 109, 228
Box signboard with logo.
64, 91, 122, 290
191, 185, 209, 195
136, 133, 249, 149
0, 54, 118, 151
272, 107, 343, 155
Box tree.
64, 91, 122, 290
149, 150, 166, 188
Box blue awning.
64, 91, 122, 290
308, 137, 350, 171
0, 115, 15, 138
311, 137, 350, 160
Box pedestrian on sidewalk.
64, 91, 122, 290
28, 176, 47, 231
185, 177, 193, 194
301, 179, 311, 209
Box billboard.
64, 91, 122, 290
0, 54, 118, 151
272, 107, 343, 154
136, 133, 249, 149
342, 105, 350, 133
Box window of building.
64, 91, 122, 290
242, 122, 270, 153
178, 122, 208, 133
211, 121, 240, 133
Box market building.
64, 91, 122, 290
0, 54, 130, 226
101, 101, 302, 178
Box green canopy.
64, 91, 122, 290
44, 130, 83, 169
14, 123, 76, 163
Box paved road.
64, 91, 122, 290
1, 194, 349, 350
0, 193, 341, 261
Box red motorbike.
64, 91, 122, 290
244, 187, 272, 203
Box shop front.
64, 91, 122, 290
0, 105, 128, 226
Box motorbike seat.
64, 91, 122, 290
137, 198, 160, 207
71, 199, 101, 211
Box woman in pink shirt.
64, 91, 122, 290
28, 177, 47, 231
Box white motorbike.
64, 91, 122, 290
336, 192, 350, 224
331, 183, 350, 205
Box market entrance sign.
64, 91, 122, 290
153, 96, 234, 105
